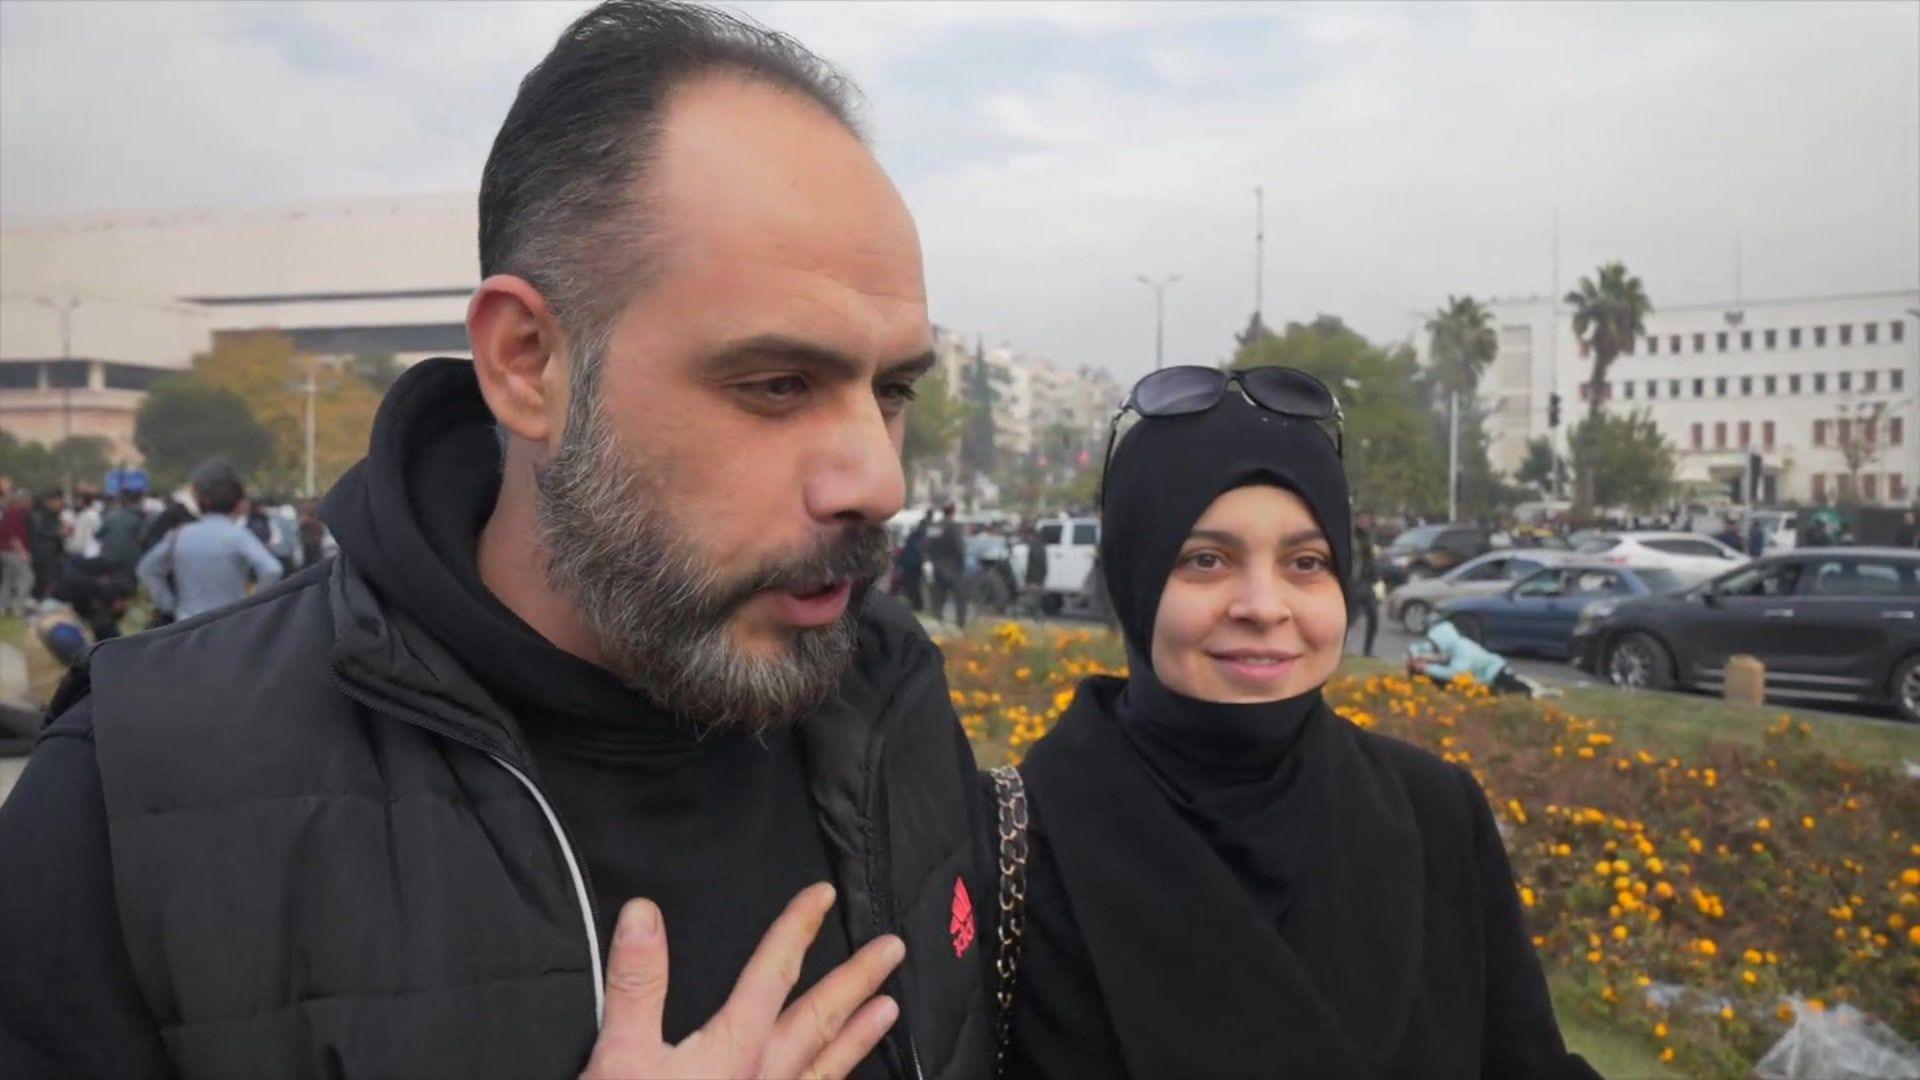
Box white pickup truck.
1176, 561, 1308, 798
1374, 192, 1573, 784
1016, 515, 1101, 615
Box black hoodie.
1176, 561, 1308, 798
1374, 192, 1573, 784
0, 360, 989, 1078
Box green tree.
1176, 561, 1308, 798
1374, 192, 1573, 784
1565, 262, 1653, 514
0, 431, 112, 494
1424, 295, 1498, 398
1566, 409, 1675, 512
1231, 315, 1445, 516
191, 331, 382, 494
1515, 436, 1564, 493
957, 343, 998, 506
348, 351, 403, 392
134, 375, 274, 487
902, 364, 963, 469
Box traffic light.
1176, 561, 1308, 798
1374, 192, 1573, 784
1548, 392, 1562, 429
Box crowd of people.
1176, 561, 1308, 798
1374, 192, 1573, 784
0, 461, 335, 718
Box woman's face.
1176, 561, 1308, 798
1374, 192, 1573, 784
1150, 484, 1347, 703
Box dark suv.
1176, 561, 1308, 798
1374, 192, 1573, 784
1572, 547, 1920, 722
1379, 524, 1500, 587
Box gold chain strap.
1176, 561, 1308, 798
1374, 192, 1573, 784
989, 763, 1030, 1074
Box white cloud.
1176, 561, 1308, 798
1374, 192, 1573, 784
2, 0, 1914, 388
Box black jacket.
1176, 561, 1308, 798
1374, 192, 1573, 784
0, 362, 992, 1079
1006, 678, 1596, 1079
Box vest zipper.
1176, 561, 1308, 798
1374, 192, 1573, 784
488, 753, 608, 1024
327, 671, 608, 1028
866, 744, 928, 1080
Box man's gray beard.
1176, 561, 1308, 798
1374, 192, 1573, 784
531, 395, 890, 735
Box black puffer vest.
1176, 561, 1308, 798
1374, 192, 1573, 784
86, 555, 991, 1078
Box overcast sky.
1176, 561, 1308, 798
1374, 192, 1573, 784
3, 0, 1916, 384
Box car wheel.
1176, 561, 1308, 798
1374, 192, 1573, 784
1400, 600, 1432, 634
1892, 654, 1920, 724
1451, 615, 1484, 643
1606, 632, 1675, 691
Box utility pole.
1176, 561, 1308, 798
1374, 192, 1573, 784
1548, 208, 1560, 499
32, 295, 81, 498
1448, 390, 1460, 522
1137, 274, 1181, 370
303, 363, 318, 499
1253, 185, 1265, 327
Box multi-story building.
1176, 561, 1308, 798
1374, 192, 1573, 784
2, 195, 475, 460
1424, 290, 1920, 507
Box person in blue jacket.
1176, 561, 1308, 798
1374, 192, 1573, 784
1410, 619, 1532, 695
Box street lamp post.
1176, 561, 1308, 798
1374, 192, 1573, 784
32, 296, 81, 497
1136, 274, 1181, 370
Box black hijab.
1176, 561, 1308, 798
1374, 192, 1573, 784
1015, 389, 1430, 1076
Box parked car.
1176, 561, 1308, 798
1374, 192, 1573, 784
1379, 523, 1504, 587
1436, 560, 1688, 660
1015, 515, 1100, 615
1388, 549, 1580, 634
1574, 530, 1747, 583
1573, 548, 1920, 722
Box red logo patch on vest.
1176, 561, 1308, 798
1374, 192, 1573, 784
949, 877, 976, 958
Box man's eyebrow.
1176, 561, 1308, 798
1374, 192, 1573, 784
699, 334, 935, 382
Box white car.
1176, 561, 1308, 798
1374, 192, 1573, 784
1015, 515, 1100, 615
1574, 531, 1747, 583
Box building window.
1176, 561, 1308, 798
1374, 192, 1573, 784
1864, 322, 1878, 344
1693, 332, 1706, 353
1838, 418, 1852, 445
1738, 420, 1751, 447
1623, 381, 1635, 399
1693, 377, 1705, 397
1716, 377, 1728, 396
1838, 371, 1851, 392
1691, 423, 1703, 449
1892, 417, 1905, 446
1762, 420, 1775, 450
1813, 473, 1827, 502
1764, 375, 1777, 394
1764, 329, 1777, 349
1838, 324, 1853, 345
1863, 474, 1879, 502
1813, 372, 1827, 393
1814, 419, 1828, 446
1893, 473, 1909, 501
0, 364, 38, 390
1894, 321, 1906, 343
1647, 380, 1658, 399
1669, 379, 1682, 397
1740, 376, 1753, 396
1646, 336, 1658, 355
1863, 370, 1877, 392
1814, 326, 1827, 346
1838, 474, 1856, 502
1669, 334, 1682, 352
1740, 330, 1753, 350
1714, 422, 1727, 449
1716, 331, 1729, 352
1789, 327, 1802, 347
1865, 418, 1879, 444
1789, 374, 1802, 393
1893, 369, 1905, 391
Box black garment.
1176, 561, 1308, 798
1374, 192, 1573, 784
0, 358, 993, 1078
1007, 680, 1595, 1079
1003, 388, 1588, 1078
1022, 534, 1048, 587
1349, 592, 1380, 657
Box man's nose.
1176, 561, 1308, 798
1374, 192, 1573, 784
803, 399, 906, 526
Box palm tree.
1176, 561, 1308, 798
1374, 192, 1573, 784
1424, 294, 1498, 398
1565, 262, 1653, 513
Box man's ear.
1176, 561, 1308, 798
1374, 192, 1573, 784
468, 274, 566, 443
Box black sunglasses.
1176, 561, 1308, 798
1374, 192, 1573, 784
1098, 365, 1345, 507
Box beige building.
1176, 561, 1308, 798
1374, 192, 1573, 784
1, 195, 477, 462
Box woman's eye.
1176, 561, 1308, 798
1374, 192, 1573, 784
1184, 551, 1224, 571
1291, 553, 1329, 573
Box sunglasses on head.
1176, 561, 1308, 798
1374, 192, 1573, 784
1099, 365, 1345, 507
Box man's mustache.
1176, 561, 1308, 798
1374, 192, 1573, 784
716, 524, 894, 615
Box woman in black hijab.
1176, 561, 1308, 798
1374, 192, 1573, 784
1001, 367, 1595, 1079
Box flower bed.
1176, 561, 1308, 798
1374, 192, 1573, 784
942, 622, 1920, 1078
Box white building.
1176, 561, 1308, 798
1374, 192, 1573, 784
1, 195, 476, 461
1427, 290, 1920, 508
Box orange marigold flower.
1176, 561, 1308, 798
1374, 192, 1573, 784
1659, 1048, 1675, 1063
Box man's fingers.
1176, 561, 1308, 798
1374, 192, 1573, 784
798, 995, 901, 1080
693, 882, 838, 1066
762, 934, 906, 1078
583, 898, 670, 1076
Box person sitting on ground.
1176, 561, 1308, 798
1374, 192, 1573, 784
1410, 618, 1532, 696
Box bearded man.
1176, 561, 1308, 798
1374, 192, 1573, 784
0, 3, 990, 1077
